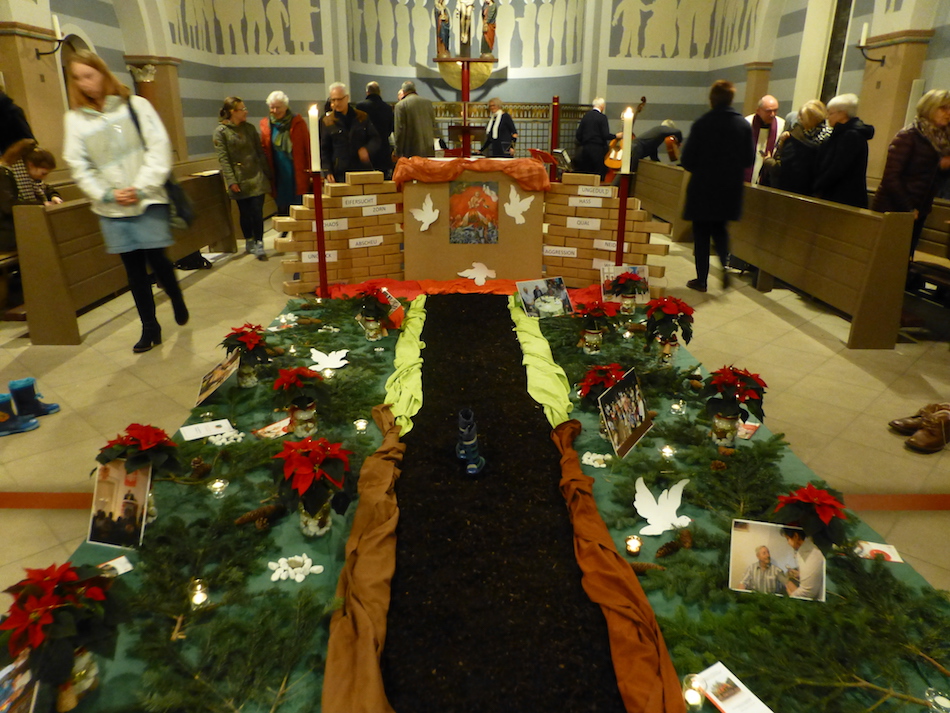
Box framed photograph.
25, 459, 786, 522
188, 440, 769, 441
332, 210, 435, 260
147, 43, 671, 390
449, 180, 499, 244
729, 519, 826, 602
0, 650, 37, 713
88, 460, 153, 549
597, 367, 653, 458
196, 350, 240, 406
600, 264, 651, 305
516, 277, 573, 318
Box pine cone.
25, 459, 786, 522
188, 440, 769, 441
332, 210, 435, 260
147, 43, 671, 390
190, 457, 212, 479
235, 504, 287, 527
656, 539, 682, 558
647, 410, 659, 420
630, 561, 666, 574
710, 460, 727, 471
689, 379, 703, 390
678, 528, 694, 549
718, 446, 736, 456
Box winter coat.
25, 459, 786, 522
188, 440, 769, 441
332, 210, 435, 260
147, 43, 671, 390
394, 92, 438, 159
574, 109, 613, 175
680, 105, 754, 222
0, 90, 33, 153
320, 106, 382, 182
871, 126, 941, 219
260, 113, 311, 196
813, 116, 875, 209
768, 125, 823, 196
0, 166, 17, 251
356, 94, 395, 173
213, 121, 272, 199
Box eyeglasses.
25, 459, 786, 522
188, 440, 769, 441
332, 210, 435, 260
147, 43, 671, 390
329, 96, 348, 103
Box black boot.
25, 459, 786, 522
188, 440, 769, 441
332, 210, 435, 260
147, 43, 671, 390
9, 377, 60, 417
133, 323, 162, 353
455, 408, 486, 476
151, 251, 189, 325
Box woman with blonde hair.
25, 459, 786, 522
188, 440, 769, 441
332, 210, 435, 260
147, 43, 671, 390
62, 50, 188, 353
872, 89, 950, 258
765, 99, 829, 196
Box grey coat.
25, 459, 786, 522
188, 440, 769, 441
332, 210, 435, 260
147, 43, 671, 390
394, 92, 439, 159
213, 121, 271, 199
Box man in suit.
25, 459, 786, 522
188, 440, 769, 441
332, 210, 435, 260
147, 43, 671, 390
394, 80, 440, 159
574, 97, 621, 180
480, 97, 518, 157
356, 81, 395, 177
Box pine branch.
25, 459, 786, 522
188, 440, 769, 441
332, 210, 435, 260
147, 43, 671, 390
907, 644, 950, 677
793, 675, 932, 708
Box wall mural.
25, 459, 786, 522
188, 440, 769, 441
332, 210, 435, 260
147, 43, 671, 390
165, 0, 322, 54
350, 0, 584, 69
610, 0, 761, 59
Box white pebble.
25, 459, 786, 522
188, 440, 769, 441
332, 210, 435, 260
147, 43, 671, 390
279, 570, 288, 580
295, 573, 305, 583
268, 561, 278, 570
310, 564, 324, 574
271, 570, 281, 581
278, 558, 288, 566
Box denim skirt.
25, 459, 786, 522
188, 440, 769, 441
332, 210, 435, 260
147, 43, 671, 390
98, 204, 173, 254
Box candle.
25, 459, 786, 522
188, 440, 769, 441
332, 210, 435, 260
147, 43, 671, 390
354, 418, 369, 433
684, 688, 702, 706
207, 478, 229, 498
321, 368, 335, 380
190, 579, 209, 609
683, 674, 706, 711
620, 106, 634, 174
308, 105, 321, 173
659, 445, 676, 459
670, 400, 686, 415
860, 23, 868, 47
625, 535, 642, 556
52, 14, 61, 40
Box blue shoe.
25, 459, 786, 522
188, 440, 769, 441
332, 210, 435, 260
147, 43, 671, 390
0, 393, 40, 436
9, 377, 60, 417
456, 408, 486, 476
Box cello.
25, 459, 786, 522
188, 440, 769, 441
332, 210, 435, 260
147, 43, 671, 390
604, 96, 647, 173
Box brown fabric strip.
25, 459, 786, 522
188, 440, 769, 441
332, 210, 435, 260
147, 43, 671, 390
321, 404, 404, 713
551, 419, 687, 713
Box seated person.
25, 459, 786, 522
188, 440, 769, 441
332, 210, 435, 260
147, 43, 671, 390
20, 147, 63, 205
0, 138, 36, 251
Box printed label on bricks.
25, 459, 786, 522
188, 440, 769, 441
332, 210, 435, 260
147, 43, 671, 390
302, 251, 338, 263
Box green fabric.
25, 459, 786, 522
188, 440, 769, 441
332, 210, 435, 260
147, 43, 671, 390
384, 295, 427, 436
507, 295, 573, 428
270, 112, 294, 155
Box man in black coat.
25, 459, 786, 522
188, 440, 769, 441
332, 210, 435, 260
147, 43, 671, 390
0, 88, 33, 153
356, 81, 395, 178
574, 98, 621, 180
321, 82, 382, 183
813, 93, 874, 209
680, 80, 754, 292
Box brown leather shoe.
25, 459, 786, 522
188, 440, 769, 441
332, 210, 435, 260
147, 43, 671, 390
905, 409, 950, 453
889, 403, 950, 435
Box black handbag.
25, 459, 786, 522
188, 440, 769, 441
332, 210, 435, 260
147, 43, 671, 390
126, 98, 195, 230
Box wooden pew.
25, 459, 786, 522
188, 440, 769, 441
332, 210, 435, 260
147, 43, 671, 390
14, 171, 237, 345
730, 186, 914, 349
630, 160, 691, 242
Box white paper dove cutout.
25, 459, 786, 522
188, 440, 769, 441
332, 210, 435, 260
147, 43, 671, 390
458, 262, 496, 286
410, 193, 439, 231
633, 477, 691, 536
309, 348, 349, 370
503, 185, 534, 224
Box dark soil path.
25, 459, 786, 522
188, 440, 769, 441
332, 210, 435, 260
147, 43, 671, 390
381, 294, 626, 712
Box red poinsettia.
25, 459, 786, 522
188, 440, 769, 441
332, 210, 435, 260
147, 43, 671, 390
0, 591, 59, 653
700, 365, 767, 420
644, 296, 694, 346
103, 423, 174, 452
604, 271, 648, 297
97, 423, 181, 475
274, 367, 322, 392
578, 363, 627, 398
775, 483, 846, 525
221, 323, 270, 364
18, 562, 79, 597
273, 367, 326, 409
273, 437, 351, 495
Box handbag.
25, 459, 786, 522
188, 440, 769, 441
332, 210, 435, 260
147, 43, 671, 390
126, 98, 195, 230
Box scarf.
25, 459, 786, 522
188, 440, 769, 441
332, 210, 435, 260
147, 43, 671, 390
486, 110, 502, 139
270, 112, 294, 156
745, 113, 779, 182
915, 116, 950, 156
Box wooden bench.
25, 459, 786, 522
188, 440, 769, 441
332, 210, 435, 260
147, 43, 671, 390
630, 160, 691, 242
730, 186, 914, 349
0, 251, 18, 310
14, 171, 238, 345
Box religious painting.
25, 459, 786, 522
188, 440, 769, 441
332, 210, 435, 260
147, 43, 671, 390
449, 180, 499, 244
88, 460, 153, 549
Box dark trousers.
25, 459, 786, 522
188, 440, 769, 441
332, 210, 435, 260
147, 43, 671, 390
692, 220, 730, 285
120, 248, 183, 328
236, 194, 265, 242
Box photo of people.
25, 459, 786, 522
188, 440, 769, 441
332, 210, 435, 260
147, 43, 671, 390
88, 460, 152, 549
598, 367, 653, 458
729, 519, 826, 602
0, 650, 36, 713
516, 277, 573, 318
449, 181, 499, 244
600, 264, 651, 305
196, 350, 240, 406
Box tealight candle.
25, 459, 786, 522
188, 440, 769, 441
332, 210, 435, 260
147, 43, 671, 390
354, 418, 369, 433
670, 400, 686, 415
374, 347, 385, 352
683, 674, 706, 711
190, 579, 209, 609
927, 689, 950, 712
321, 368, 335, 380
659, 444, 676, 459
207, 478, 229, 498
625, 535, 642, 556
288, 345, 297, 355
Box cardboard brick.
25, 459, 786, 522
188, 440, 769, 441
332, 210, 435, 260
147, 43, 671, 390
375, 212, 403, 225
542, 234, 566, 247
383, 252, 404, 266
546, 214, 568, 227
347, 215, 380, 228
547, 183, 584, 195
283, 280, 321, 295
648, 265, 666, 278
575, 206, 615, 220
543, 193, 573, 205
625, 231, 650, 244
340, 266, 372, 280
321, 206, 364, 219
290, 205, 316, 220
323, 182, 363, 197
561, 173, 600, 186
635, 220, 672, 235
273, 217, 313, 232
568, 195, 620, 209
625, 197, 643, 209
345, 170, 385, 185
275, 238, 317, 253
369, 263, 396, 276
303, 194, 315, 208
360, 181, 399, 194
352, 255, 386, 268
543, 256, 564, 267
546, 224, 580, 239
361, 222, 400, 237
625, 209, 649, 221
366, 242, 401, 257
544, 203, 576, 217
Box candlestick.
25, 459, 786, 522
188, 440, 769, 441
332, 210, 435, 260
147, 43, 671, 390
52, 14, 62, 40
859, 23, 868, 47
308, 105, 321, 173
620, 107, 634, 174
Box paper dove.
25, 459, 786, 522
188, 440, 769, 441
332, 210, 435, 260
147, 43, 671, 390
410, 193, 439, 231
309, 348, 349, 370
633, 477, 691, 536
458, 262, 496, 286
503, 185, 534, 225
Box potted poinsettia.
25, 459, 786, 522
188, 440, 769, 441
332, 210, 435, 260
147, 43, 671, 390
575, 300, 614, 354
644, 296, 694, 363
0, 562, 127, 712
221, 323, 270, 387
356, 287, 401, 341
700, 365, 767, 446
577, 363, 627, 410
603, 271, 649, 315
774, 482, 848, 553
96, 423, 181, 477
273, 367, 327, 438
273, 437, 352, 537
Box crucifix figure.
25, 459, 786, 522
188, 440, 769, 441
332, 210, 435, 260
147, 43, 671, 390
456, 0, 476, 56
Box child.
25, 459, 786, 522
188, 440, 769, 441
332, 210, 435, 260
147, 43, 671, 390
0, 138, 36, 251
21, 147, 63, 206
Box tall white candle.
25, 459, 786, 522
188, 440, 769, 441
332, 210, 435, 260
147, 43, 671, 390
620, 107, 634, 174
52, 14, 61, 40
860, 23, 868, 47
308, 104, 321, 173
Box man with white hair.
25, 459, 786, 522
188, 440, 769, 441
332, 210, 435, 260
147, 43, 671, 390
744, 94, 785, 185
320, 82, 381, 183
394, 80, 440, 159
813, 93, 875, 208
574, 97, 622, 179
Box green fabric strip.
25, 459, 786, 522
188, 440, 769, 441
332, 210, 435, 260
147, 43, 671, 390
507, 295, 573, 428
385, 295, 427, 435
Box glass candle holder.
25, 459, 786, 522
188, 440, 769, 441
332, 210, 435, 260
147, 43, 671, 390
321, 368, 335, 380
625, 535, 642, 556
682, 674, 706, 711
670, 400, 687, 415
354, 418, 369, 433
659, 444, 677, 459
189, 579, 210, 609
207, 478, 229, 499
927, 689, 950, 712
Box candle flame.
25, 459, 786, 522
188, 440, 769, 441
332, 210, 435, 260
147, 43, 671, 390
623, 107, 634, 119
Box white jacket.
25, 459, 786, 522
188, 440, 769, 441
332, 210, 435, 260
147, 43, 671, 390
63, 94, 171, 218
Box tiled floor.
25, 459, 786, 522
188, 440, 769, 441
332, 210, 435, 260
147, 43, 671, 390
1, 229, 948, 594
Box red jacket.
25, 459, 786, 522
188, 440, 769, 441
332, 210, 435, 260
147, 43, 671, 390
259, 113, 311, 196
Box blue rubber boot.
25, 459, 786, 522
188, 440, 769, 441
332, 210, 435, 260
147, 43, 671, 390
455, 408, 486, 476
9, 377, 60, 417
0, 393, 39, 436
